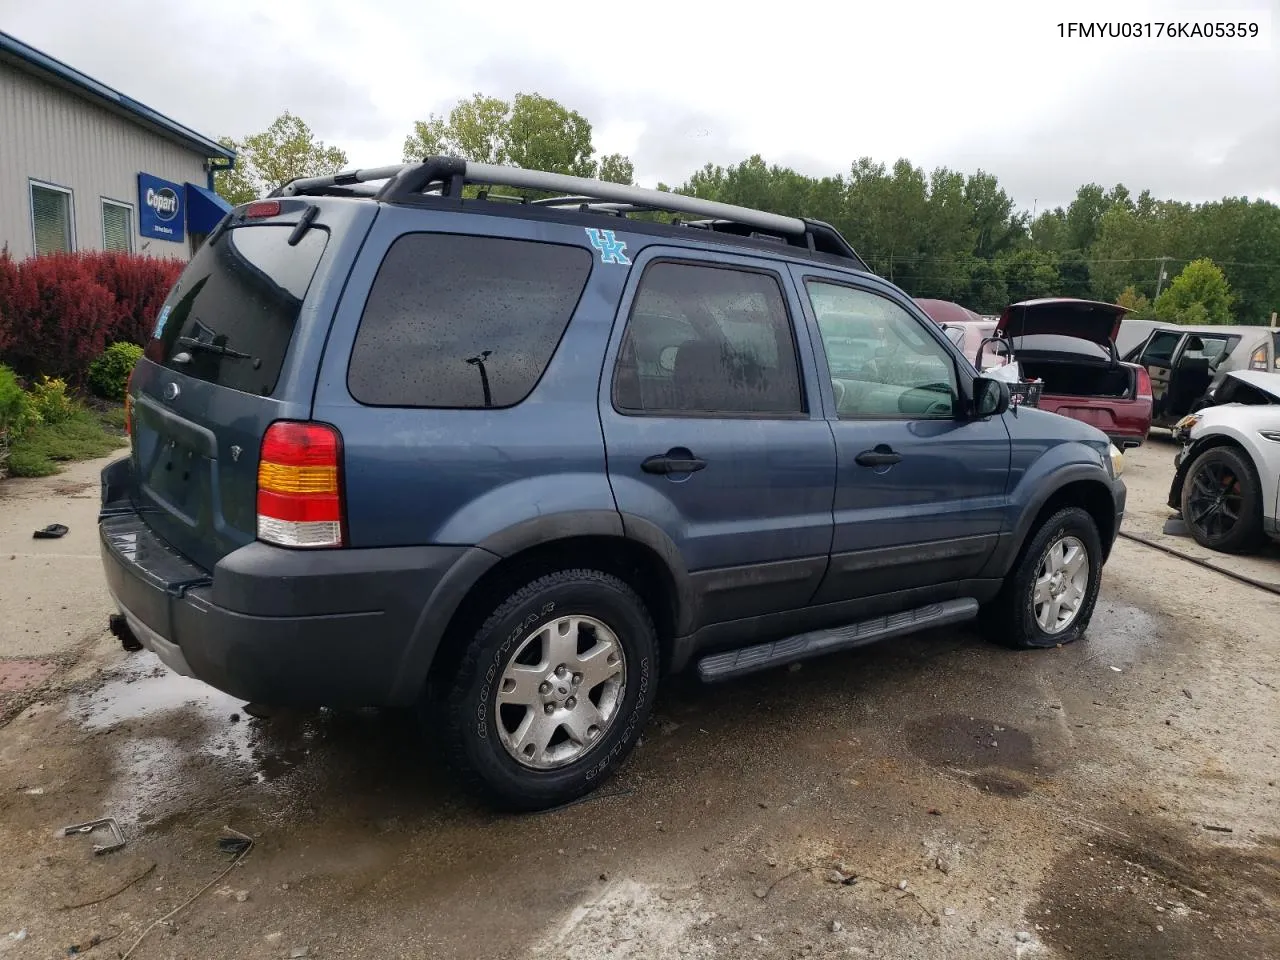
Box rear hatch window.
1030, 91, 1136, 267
147, 225, 329, 396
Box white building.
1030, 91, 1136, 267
0, 30, 236, 260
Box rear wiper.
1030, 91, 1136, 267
176, 336, 250, 360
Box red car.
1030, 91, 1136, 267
982, 299, 1153, 449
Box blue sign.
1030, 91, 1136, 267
137, 173, 185, 243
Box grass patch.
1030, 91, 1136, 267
6, 406, 126, 477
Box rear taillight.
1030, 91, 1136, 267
1249, 345, 1268, 371
124, 369, 133, 436
1136, 365, 1153, 399
256, 421, 345, 549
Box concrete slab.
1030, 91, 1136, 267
0, 454, 124, 660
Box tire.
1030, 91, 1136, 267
442, 569, 659, 811
984, 506, 1103, 649
1179, 445, 1265, 555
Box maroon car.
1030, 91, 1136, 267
982, 299, 1153, 449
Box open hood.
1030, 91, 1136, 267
1223, 369, 1280, 403
996, 298, 1127, 346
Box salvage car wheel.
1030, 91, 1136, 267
1180, 445, 1265, 554
443, 569, 658, 811
984, 506, 1103, 649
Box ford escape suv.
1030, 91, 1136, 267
100, 158, 1126, 810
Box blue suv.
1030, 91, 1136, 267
99, 158, 1126, 810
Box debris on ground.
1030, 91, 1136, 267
60, 817, 125, 855
32, 523, 68, 539
1016, 931, 1032, 943
1202, 824, 1233, 833
897, 880, 908, 891
289, 948, 311, 959
830, 920, 843, 933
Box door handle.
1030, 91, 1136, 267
854, 445, 902, 467
642, 450, 708, 475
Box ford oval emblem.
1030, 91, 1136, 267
163, 382, 180, 402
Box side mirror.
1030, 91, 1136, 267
972, 376, 1010, 418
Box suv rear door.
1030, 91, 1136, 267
130, 199, 374, 571
599, 246, 837, 627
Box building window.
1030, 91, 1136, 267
101, 199, 134, 253
30, 180, 74, 255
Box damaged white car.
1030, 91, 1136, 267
1168, 370, 1280, 554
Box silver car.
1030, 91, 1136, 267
1123, 323, 1280, 428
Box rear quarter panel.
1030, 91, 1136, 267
311, 207, 630, 549
1036, 362, 1151, 444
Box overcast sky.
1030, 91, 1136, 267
2, 0, 1275, 211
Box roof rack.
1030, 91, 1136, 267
272, 157, 868, 269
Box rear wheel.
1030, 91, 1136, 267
442, 569, 658, 811
1180, 445, 1265, 554
984, 506, 1103, 649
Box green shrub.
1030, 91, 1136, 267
88, 342, 144, 399
0, 364, 23, 436
27, 376, 76, 425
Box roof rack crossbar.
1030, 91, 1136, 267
272, 164, 410, 197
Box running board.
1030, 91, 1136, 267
696, 598, 980, 683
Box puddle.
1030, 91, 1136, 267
1077, 599, 1165, 666
66, 655, 327, 825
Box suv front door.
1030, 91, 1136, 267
600, 248, 837, 628
791, 268, 1012, 604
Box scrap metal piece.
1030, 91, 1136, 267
61, 817, 126, 855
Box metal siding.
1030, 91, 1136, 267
0, 60, 209, 261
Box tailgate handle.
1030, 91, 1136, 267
855, 445, 902, 467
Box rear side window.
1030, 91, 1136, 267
348, 234, 591, 408
150, 225, 328, 396
612, 261, 804, 417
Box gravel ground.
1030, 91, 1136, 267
0, 441, 1276, 960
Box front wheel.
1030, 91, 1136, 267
442, 569, 659, 811
984, 506, 1104, 649
1180, 445, 1265, 554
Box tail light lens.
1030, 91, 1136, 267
1136, 365, 1153, 399
1248, 345, 1268, 371
256, 421, 345, 548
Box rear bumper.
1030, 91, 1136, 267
99, 458, 492, 708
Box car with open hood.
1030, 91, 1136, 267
978, 298, 1154, 449
1123, 324, 1280, 429
1167, 370, 1280, 554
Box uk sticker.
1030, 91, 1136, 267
585, 228, 630, 265
151, 304, 171, 339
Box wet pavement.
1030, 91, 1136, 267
1, 448, 1278, 959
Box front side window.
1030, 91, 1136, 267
101, 199, 134, 253
348, 234, 592, 409
30, 181, 73, 255
612, 261, 804, 417
1139, 330, 1182, 366
807, 281, 957, 419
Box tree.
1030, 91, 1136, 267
1154, 258, 1234, 325
999, 249, 1060, 302
403, 92, 632, 183
1116, 286, 1156, 320
215, 112, 347, 203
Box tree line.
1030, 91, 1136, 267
215, 100, 1280, 326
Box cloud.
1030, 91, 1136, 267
2, 0, 1274, 209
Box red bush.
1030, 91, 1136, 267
84, 252, 184, 346
0, 251, 184, 387
0, 249, 18, 357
